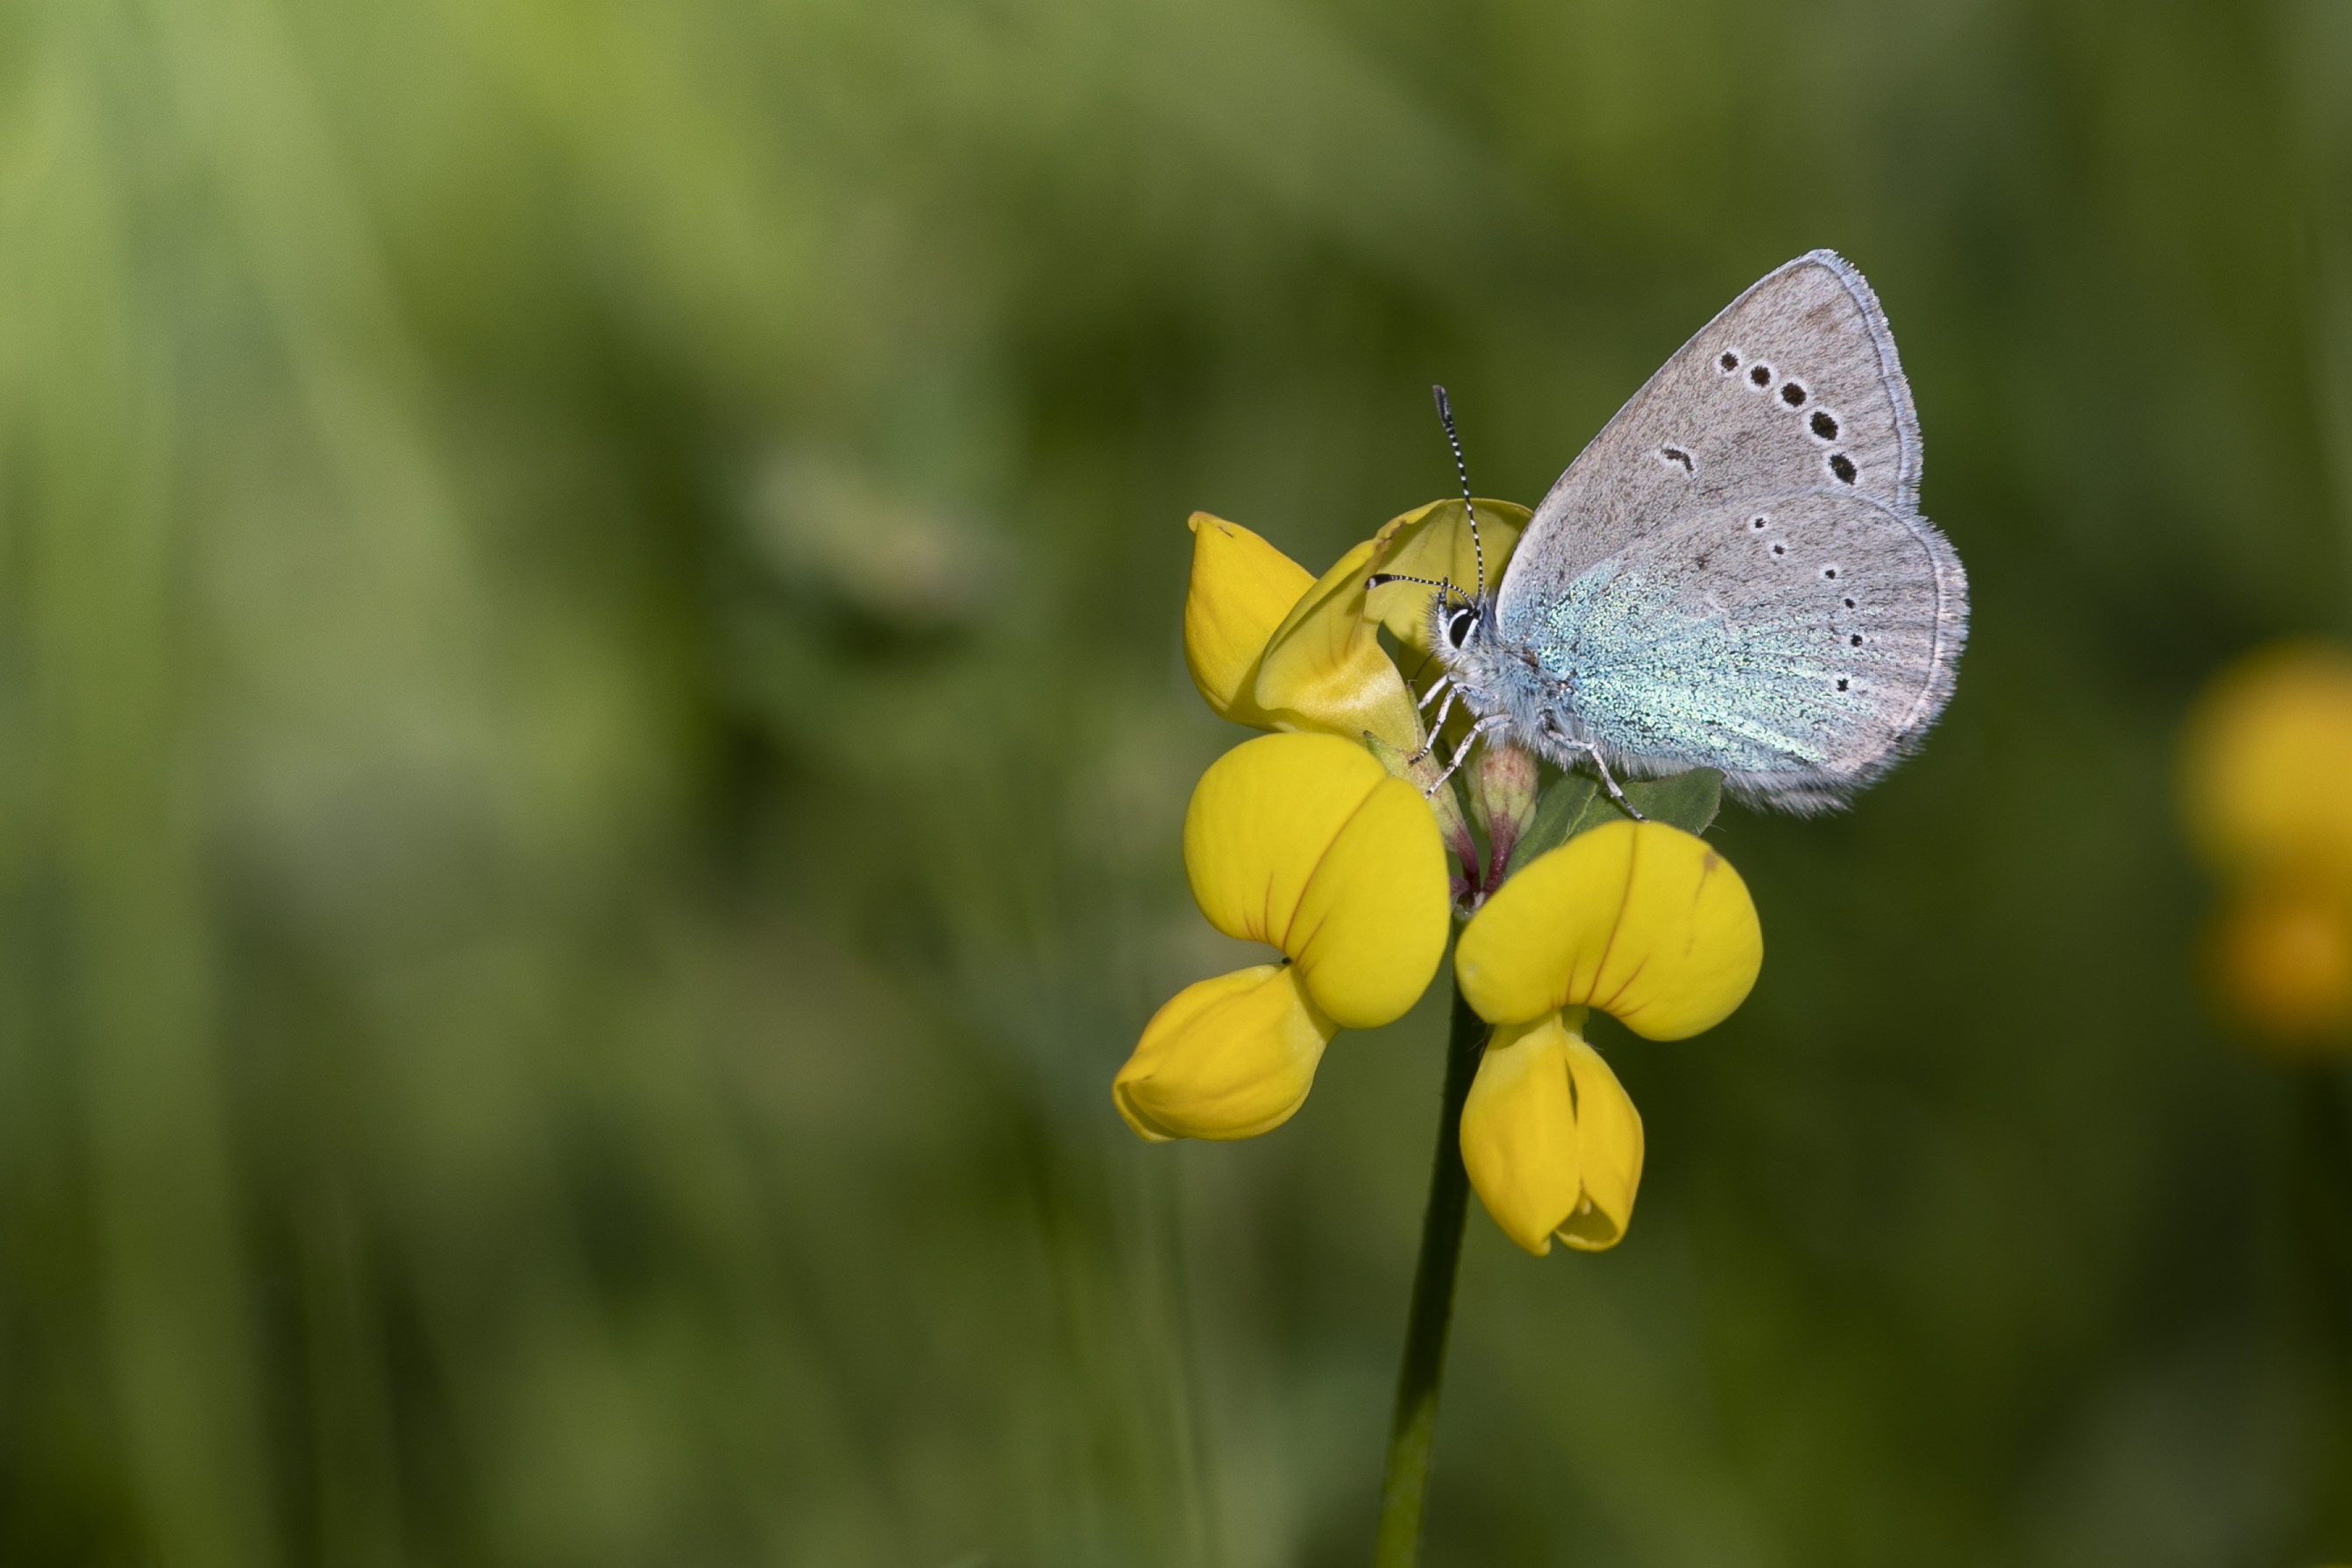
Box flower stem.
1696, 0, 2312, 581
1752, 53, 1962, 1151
1372, 974, 1487, 1567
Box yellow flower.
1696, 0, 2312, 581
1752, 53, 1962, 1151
2180, 640, 2352, 1054
1459, 1009, 1643, 1254
1452, 820, 1762, 1252
1114, 732, 1451, 1141
1144, 504, 1766, 1261
2207, 878, 2352, 1052
1183, 503, 1518, 870
2181, 641, 2352, 879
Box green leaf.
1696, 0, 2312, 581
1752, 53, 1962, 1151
1505, 773, 1601, 874
1621, 769, 1723, 835
1504, 767, 1723, 876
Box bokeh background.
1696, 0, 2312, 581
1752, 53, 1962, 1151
4, 1, 2350, 1564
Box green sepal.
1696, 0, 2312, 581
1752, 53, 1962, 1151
1504, 767, 1723, 876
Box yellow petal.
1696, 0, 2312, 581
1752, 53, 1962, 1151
1183, 734, 1450, 1029
1253, 540, 1424, 750
1460, 1010, 1649, 1256
1113, 964, 1337, 1141
1455, 819, 1761, 1038
1183, 512, 1315, 727
1460, 1014, 1582, 1255
1360, 498, 1531, 654
1184, 734, 1388, 948
2181, 641, 2352, 878
1555, 1032, 1645, 1252
1287, 764, 1453, 1027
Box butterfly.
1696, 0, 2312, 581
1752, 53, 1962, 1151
1391, 250, 1969, 816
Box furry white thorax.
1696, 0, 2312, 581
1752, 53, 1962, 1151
1425, 590, 1598, 771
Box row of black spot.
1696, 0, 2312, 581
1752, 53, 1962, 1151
1744, 509, 1871, 699
1717, 349, 1858, 486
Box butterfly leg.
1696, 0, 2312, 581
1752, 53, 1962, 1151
1417, 674, 1452, 711
1406, 685, 1464, 763
1423, 713, 1512, 796
1539, 716, 1646, 821
1582, 747, 1645, 822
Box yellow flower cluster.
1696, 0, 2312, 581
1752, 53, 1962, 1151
1116, 507, 1765, 1254
2181, 642, 2352, 1053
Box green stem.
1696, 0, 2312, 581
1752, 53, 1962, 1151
1372, 974, 1488, 1567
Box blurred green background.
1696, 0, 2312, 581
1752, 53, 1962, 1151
4, 1, 2351, 1564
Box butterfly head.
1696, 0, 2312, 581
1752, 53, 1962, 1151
1420, 578, 1579, 749
1422, 582, 1514, 694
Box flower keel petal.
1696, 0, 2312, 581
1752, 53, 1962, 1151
1555, 1032, 1644, 1252
1114, 965, 1336, 1142
1460, 1014, 1582, 1255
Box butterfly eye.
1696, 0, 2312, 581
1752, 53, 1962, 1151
1446, 607, 1478, 649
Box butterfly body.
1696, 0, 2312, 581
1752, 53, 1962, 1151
1432, 251, 1968, 814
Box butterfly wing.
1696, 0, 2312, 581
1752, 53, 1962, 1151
1497, 250, 1923, 627
1531, 491, 1965, 812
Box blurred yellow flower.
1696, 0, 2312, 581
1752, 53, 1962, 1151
1452, 819, 1761, 1252
1115, 732, 1451, 1140
2207, 879, 2352, 1050
2181, 641, 2352, 1054
2181, 641, 2352, 879
1459, 1008, 1645, 1254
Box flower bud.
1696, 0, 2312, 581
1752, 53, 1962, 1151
1470, 741, 1538, 881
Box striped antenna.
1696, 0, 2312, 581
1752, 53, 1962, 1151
1431, 385, 1484, 600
